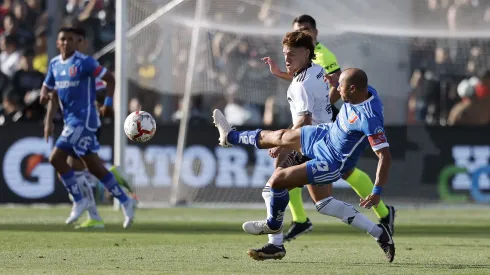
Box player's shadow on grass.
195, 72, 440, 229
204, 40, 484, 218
0, 223, 489, 237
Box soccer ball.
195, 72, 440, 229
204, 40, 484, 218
124, 111, 156, 142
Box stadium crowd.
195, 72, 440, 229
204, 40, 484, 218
0, 0, 489, 127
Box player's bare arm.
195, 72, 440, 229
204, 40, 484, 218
39, 84, 54, 105
99, 71, 115, 117
44, 92, 59, 142
325, 72, 342, 105
360, 147, 392, 209
262, 56, 294, 81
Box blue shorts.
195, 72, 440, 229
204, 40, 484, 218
300, 124, 341, 185
56, 124, 100, 157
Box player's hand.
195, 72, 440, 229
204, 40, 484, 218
262, 57, 282, 76
268, 146, 284, 158
39, 91, 51, 105
324, 73, 339, 87
359, 194, 381, 209
44, 120, 54, 143
99, 105, 114, 117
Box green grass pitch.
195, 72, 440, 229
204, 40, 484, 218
0, 206, 489, 275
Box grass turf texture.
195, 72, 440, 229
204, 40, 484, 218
0, 206, 489, 275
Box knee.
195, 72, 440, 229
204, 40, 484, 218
267, 170, 286, 189
49, 150, 63, 167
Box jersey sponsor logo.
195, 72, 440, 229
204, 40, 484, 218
55, 81, 80, 89
60, 70, 66, 76
348, 112, 359, 124
69, 66, 78, 77
316, 70, 324, 80
368, 132, 387, 147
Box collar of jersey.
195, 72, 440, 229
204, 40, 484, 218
293, 63, 312, 78
350, 93, 375, 106
59, 51, 77, 64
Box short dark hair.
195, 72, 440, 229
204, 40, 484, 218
345, 68, 368, 90
4, 35, 17, 47
282, 31, 316, 60
58, 26, 81, 36
22, 48, 35, 58
292, 14, 316, 29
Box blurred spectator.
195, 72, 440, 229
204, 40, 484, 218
447, 77, 490, 125
475, 70, 490, 98
33, 30, 47, 73
171, 95, 208, 126
0, 34, 20, 77
3, 13, 33, 47
0, 88, 24, 126
12, 48, 44, 100
223, 83, 262, 126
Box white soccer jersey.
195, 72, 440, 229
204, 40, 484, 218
286, 63, 333, 126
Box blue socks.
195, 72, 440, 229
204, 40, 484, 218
227, 129, 262, 148
60, 170, 83, 202
100, 172, 129, 204
267, 188, 289, 230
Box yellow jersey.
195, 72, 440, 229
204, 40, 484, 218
313, 42, 340, 74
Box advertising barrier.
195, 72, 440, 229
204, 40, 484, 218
0, 123, 489, 204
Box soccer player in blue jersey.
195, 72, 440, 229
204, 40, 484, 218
39, 27, 136, 228
43, 27, 135, 229
213, 67, 395, 262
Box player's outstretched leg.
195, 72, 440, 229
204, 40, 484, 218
344, 168, 396, 235
49, 148, 89, 224
82, 154, 136, 229
308, 185, 395, 263
213, 109, 300, 151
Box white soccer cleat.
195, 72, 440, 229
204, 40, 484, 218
212, 109, 233, 148
121, 198, 136, 229
242, 220, 283, 235
65, 199, 89, 224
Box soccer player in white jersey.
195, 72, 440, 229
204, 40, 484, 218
40, 27, 136, 228
212, 33, 395, 262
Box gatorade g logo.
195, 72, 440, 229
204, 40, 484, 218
2, 137, 55, 199
438, 145, 490, 203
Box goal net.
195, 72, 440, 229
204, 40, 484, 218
99, 0, 490, 207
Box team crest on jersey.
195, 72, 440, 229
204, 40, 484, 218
69, 66, 77, 77
348, 111, 359, 124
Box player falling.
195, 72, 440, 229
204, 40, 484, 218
263, 14, 395, 243
212, 32, 395, 263
43, 27, 135, 229
40, 27, 136, 228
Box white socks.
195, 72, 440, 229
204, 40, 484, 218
262, 184, 283, 246
75, 171, 103, 221
315, 196, 382, 239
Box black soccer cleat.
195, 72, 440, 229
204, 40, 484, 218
247, 243, 286, 261
283, 218, 313, 242
376, 223, 395, 263
379, 205, 396, 236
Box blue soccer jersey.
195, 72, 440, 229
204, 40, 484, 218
43, 51, 107, 157
43, 51, 105, 131
301, 86, 389, 184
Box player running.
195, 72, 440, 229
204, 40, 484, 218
43, 27, 135, 229
40, 27, 136, 228
213, 44, 395, 262
262, 15, 395, 243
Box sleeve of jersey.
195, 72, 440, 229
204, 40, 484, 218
362, 117, 389, 151
43, 63, 55, 89
291, 83, 314, 117
86, 57, 107, 79
321, 50, 340, 74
